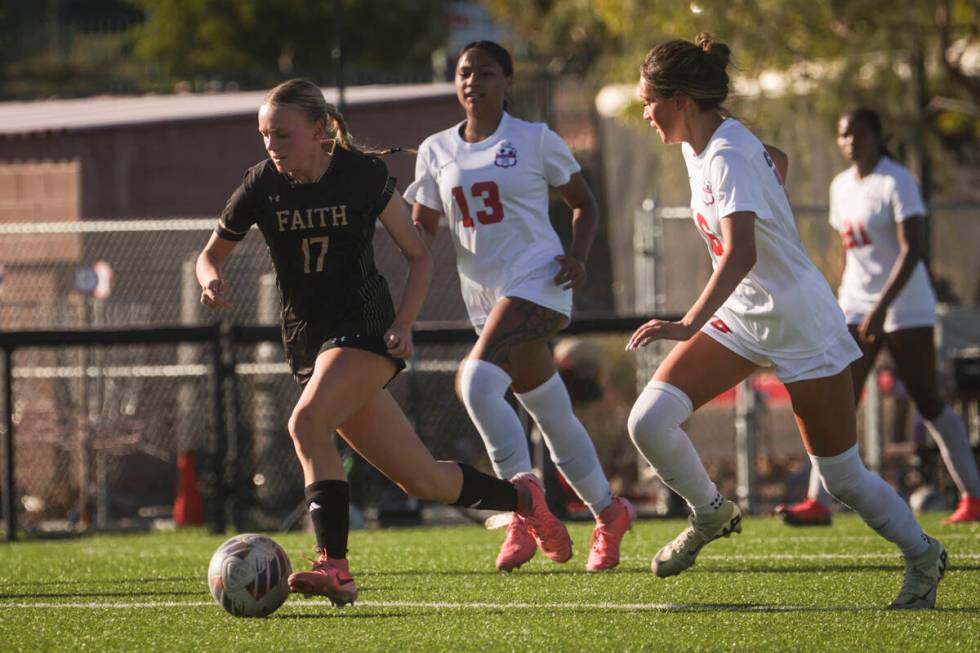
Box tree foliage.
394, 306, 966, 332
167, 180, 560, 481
128, 0, 449, 87
484, 0, 980, 198
485, 0, 977, 101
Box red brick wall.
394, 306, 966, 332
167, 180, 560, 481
0, 94, 463, 219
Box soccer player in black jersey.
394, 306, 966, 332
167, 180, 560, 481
196, 79, 569, 607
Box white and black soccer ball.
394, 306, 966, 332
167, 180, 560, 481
207, 533, 292, 617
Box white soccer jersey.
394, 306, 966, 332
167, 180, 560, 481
683, 118, 847, 358
404, 112, 579, 321
829, 156, 935, 326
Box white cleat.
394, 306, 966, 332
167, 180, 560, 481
652, 499, 742, 578
888, 537, 947, 610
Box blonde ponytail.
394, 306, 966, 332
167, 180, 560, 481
264, 79, 412, 156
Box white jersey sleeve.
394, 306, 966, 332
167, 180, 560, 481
710, 148, 772, 221
403, 138, 445, 213
888, 166, 927, 222
540, 127, 580, 187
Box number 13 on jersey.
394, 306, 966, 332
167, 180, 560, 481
451, 181, 505, 228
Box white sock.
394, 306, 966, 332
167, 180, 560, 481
925, 405, 980, 498
812, 444, 929, 558
807, 463, 834, 507
627, 381, 720, 515
457, 359, 532, 480
516, 373, 613, 515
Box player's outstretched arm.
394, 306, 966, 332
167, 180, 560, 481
858, 214, 927, 341
627, 212, 757, 349
196, 232, 237, 309
411, 202, 441, 251
381, 194, 433, 359
554, 172, 599, 290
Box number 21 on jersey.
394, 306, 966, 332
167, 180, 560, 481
839, 219, 871, 250
451, 181, 505, 228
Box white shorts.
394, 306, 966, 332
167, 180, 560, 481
463, 259, 573, 333
842, 305, 936, 333
700, 316, 862, 384
840, 283, 936, 333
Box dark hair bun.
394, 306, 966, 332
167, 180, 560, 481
696, 32, 731, 69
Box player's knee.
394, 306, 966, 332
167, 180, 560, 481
287, 404, 332, 454
815, 464, 864, 506
458, 358, 511, 410
628, 381, 693, 450
397, 473, 445, 502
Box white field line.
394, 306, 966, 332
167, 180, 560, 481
698, 552, 980, 561
2, 553, 977, 611
0, 599, 813, 611
753, 532, 980, 543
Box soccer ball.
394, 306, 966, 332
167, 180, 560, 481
207, 533, 292, 617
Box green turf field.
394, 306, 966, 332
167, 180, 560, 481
1, 514, 977, 652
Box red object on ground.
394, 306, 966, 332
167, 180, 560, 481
776, 498, 833, 526
944, 495, 980, 524
173, 450, 205, 526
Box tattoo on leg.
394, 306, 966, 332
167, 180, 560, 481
481, 301, 567, 369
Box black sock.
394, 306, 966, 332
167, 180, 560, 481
451, 462, 518, 512
304, 480, 350, 559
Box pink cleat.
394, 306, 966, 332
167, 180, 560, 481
943, 495, 980, 524
587, 496, 636, 572
495, 514, 537, 572
777, 498, 832, 526
513, 473, 572, 563
288, 551, 358, 607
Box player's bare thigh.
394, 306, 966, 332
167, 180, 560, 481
883, 326, 944, 420
295, 346, 399, 430
338, 389, 460, 502
469, 296, 569, 393
784, 367, 858, 457
651, 332, 758, 410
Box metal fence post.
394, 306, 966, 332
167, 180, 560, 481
864, 366, 882, 474
209, 322, 228, 534
2, 347, 16, 541
734, 379, 758, 514
223, 322, 244, 532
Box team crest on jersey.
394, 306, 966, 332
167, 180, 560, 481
701, 181, 715, 206
494, 141, 518, 168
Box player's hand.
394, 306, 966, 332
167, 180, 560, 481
200, 278, 233, 310
553, 255, 586, 290
626, 319, 696, 350
858, 306, 886, 343
385, 323, 414, 359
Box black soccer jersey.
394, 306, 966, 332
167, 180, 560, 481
215, 145, 397, 336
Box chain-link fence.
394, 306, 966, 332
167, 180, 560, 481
0, 219, 661, 537
2, 210, 977, 538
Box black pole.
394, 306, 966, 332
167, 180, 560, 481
223, 326, 244, 532
209, 323, 228, 534
3, 347, 16, 542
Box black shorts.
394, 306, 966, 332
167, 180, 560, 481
283, 320, 406, 388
